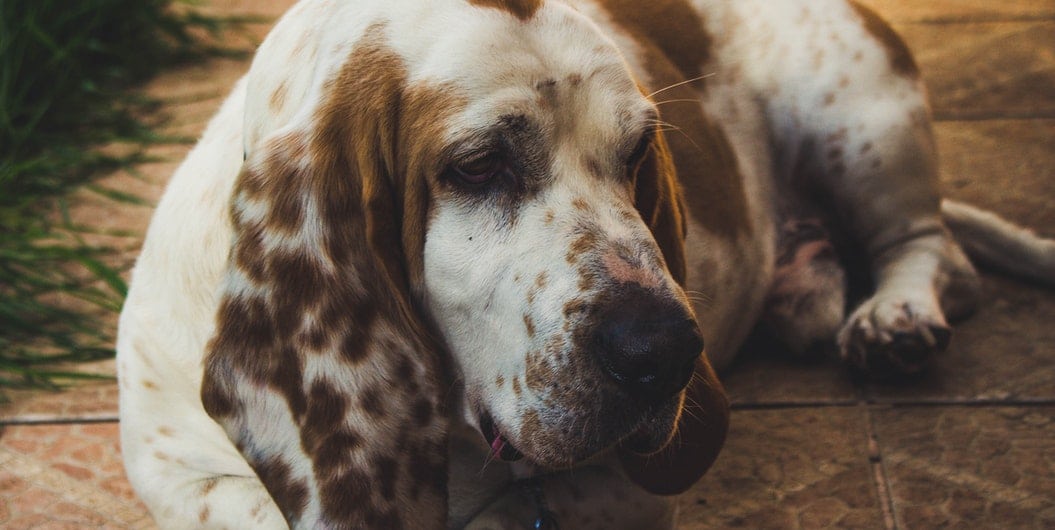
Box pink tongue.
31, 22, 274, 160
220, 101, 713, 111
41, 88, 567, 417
490, 433, 505, 457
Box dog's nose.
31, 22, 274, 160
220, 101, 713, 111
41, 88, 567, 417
592, 288, 704, 404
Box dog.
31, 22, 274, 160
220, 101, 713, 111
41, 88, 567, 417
117, 0, 1055, 528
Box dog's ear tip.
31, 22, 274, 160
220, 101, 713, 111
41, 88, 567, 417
620, 359, 729, 496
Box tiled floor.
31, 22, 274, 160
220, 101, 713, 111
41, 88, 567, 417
1, 1, 1053, 528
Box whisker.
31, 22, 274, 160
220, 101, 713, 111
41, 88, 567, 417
652, 98, 702, 106
645, 118, 706, 154
686, 290, 714, 305
646, 73, 715, 99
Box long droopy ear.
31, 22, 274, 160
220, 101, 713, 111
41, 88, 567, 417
200, 28, 450, 529
620, 129, 731, 496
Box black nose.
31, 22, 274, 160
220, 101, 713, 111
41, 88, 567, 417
592, 287, 704, 404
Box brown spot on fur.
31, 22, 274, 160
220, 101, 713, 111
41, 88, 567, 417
157, 426, 174, 437
374, 456, 400, 500
543, 209, 555, 225
563, 298, 588, 319
512, 376, 523, 396
270, 80, 289, 112
572, 197, 590, 211
585, 158, 603, 178
199, 506, 211, 523
567, 73, 582, 86
412, 397, 434, 425
849, 1, 919, 78
578, 267, 598, 291
232, 221, 267, 282
535, 271, 548, 289
823, 92, 836, 106
495, 374, 505, 387
524, 314, 536, 336
827, 128, 848, 144
200, 478, 220, 496
467, 0, 541, 21
525, 355, 556, 393
250, 500, 266, 519
566, 229, 599, 263
142, 380, 159, 390
254, 457, 309, 521
597, 0, 711, 87
359, 387, 385, 418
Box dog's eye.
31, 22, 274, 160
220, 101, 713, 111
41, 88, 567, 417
627, 131, 653, 168
451, 152, 504, 186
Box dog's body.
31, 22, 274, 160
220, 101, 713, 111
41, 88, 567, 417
118, 0, 1055, 528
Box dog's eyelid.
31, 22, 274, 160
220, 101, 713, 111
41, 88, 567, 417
626, 128, 654, 166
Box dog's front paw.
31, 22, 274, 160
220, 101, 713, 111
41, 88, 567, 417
837, 295, 951, 377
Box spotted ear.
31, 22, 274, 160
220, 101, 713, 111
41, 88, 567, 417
622, 129, 730, 496
200, 36, 449, 528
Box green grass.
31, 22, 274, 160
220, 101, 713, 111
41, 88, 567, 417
0, 0, 247, 394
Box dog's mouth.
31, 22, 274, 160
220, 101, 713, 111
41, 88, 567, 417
477, 412, 524, 462
474, 393, 682, 467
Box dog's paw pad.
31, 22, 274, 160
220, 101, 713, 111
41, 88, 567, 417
838, 297, 951, 378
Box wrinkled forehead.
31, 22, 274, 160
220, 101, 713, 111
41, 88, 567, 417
387, 0, 653, 145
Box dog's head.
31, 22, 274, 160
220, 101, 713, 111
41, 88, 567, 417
420, 1, 728, 481
203, 1, 728, 525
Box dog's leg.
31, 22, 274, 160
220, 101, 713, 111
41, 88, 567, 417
119, 408, 287, 529
463, 465, 675, 530
768, 5, 982, 376
808, 91, 979, 376
119, 341, 286, 529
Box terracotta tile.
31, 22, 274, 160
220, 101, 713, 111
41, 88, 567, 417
856, 0, 1055, 23
677, 408, 884, 529
720, 333, 859, 405
0, 424, 154, 528
0, 381, 119, 424
201, 0, 295, 18
895, 21, 1055, 119
872, 407, 1055, 528
50, 501, 111, 525
937, 119, 1055, 232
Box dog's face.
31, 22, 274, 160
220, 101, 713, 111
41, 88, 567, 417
418, 3, 702, 467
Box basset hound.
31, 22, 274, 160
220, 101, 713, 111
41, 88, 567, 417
117, 0, 1055, 528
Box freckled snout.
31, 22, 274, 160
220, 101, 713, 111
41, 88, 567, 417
592, 285, 703, 404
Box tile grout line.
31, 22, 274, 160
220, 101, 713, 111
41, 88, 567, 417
863, 404, 899, 530
934, 112, 1055, 122
729, 397, 1055, 411
897, 15, 1055, 25
0, 414, 120, 426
